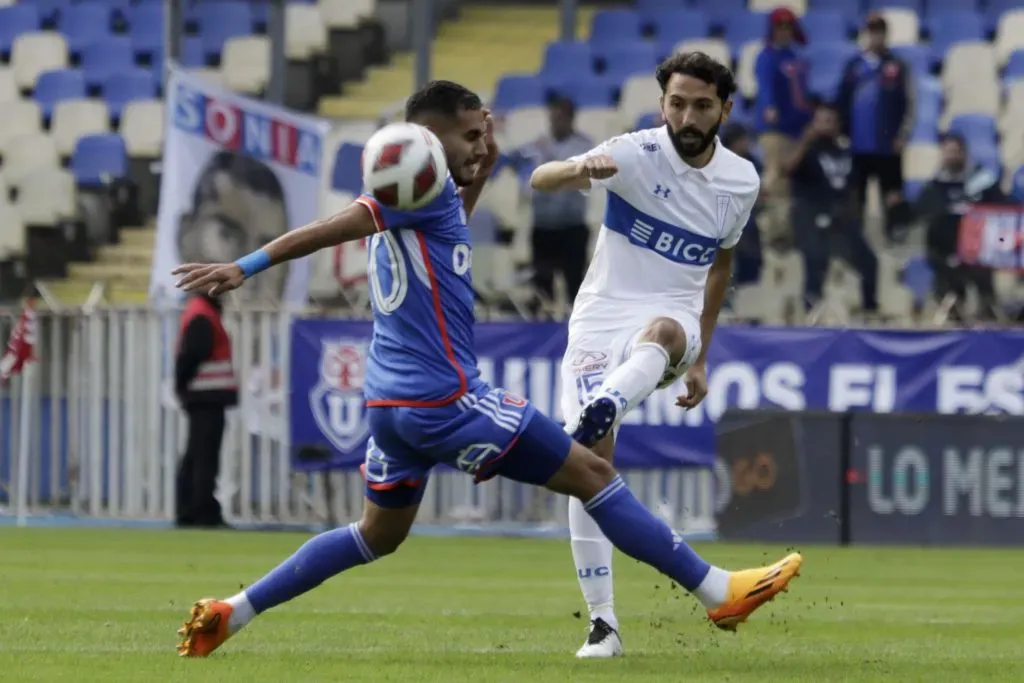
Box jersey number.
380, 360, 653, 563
368, 232, 408, 315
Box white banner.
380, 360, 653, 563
151, 66, 331, 304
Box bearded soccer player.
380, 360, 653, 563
172, 78, 800, 659
531, 52, 763, 658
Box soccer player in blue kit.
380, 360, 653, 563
173, 80, 802, 658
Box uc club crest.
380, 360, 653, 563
310, 339, 371, 452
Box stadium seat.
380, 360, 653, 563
319, 0, 374, 30
867, 0, 922, 11
1010, 165, 1024, 202
57, 4, 112, 56
643, 9, 711, 44
986, 0, 1022, 35
943, 80, 1000, 123
0, 202, 27, 259
995, 10, 1024, 65
948, 114, 998, 146
804, 42, 857, 100
500, 107, 547, 150
749, 0, 806, 13
549, 76, 617, 109
634, 0, 688, 10
222, 36, 270, 94
120, 99, 163, 157
493, 74, 546, 111
180, 36, 206, 68
1000, 82, 1024, 137
891, 44, 935, 78
904, 142, 940, 180
103, 69, 156, 120
128, 5, 164, 62
284, 4, 328, 60
2, 132, 59, 188
0, 68, 17, 102
593, 42, 659, 81
16, 167, 77, 225
80, 38, 135, 90
71, 133, 127, 186
33, 68, 85, 119
942, 42, 997, 91
902, 179, 925, 202
969, 143, 1001, 176
926, 12, 984, 55
672, 39, 730, 68
877, 9, 919, 47
634, 112, 662, 130
723, 13, 767, 56
692, 0, 746, 33
198, 1, 254, 61
800, 10, 850, 43
618, 74, 661, 130
0, 5, 40, 58
574, 108, 617, 145
331, 142, 363, 195
589, 10, 641, 45
0, 101, 42, 152
930, 0, 981, 11
1004, 50, 1024, 84
51, 98, 110, 158
736, 41, 762, 99
11, 32, 69, 91
540, 42, 592, 83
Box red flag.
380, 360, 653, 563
1, 299, 38, 383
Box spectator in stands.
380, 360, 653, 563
177, 151, 290, 303
510, 95, 593, 312
721, 123, 763, 286
785, 101, 878, 314
175, 293, 237, 528
913, 133, 1006, 321
754, 7, 811, 246
836, 13, 914, 243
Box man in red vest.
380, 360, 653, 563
175, 293, 238, 528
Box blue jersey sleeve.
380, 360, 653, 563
357, 178, 459, 233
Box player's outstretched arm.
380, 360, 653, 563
530, 155, 618, 192
173, 201, 377, 297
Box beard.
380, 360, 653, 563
667, 120, 721, 158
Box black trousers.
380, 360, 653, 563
175, 404, 227, 527
793, 203, 879, 312
928, 256, 997, 320
853, 153, 908, 238
531, 224, 590, 307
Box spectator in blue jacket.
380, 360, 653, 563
721, 123, 764, 287
754, 7, 812, 244
836, 13, 915, 241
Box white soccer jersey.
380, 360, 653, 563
567, 125, 760, 332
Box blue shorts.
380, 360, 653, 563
361, 385, 573, 509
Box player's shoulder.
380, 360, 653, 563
713, 144, 761, 199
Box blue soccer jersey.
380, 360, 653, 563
354, 178, 484, 406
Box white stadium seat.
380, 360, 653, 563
736, 41, 762, 100
0, 67, 18, 103
1, 132, 60, 188
618, 75, 661, 131
499, 107, 548, 150
904, 143, 940, 181
673, 39, 730, 68
0, 202, 27, 259
11, 32, 68, 91
995, 10, 1024, 65
286, 5, 328, 60
0, 100, 42, 152
222, 36, 271, 94
574, 107, 617, 143
942, 42, 996, 91
51, 99, 110, 158
319, 0, 369, 29
877, 9, 918, 47
14, 167, 77, 225
187, 68, 223, 86
120, 100, 165, 157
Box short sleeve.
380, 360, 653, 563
356, 180, 458, 232
566, 134, 640, 193
721, 186, 759, 250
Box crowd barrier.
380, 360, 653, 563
1, 306, 1022, 539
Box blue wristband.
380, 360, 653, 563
235, 249, 272, 278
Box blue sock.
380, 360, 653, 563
583, 475, 711, 591
245, 523, 377, 614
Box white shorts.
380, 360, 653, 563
558, 312, 702, 426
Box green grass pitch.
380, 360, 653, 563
1, 527, 1022, 682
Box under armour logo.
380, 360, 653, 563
653, 184, 670, 199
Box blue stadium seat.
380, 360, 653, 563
985, 0, 1020, 34
804, 42, 858, 100
332, 143, 363, 195
0, 5, 41, 57
589, 10, 641, 45
549, 76, 617, 109
691, 0, 745, 32
903, 179, 925, 202
915, 77, 943, 124
927, 11, 984, 54
540, 42, 593, 82
103, 69, 156, 120
948, 114, 998, 146
910, 119, 938, 143
800, 11, 851, 43
634, 0, 688, 11
891, 44, 935, 77
1010, 165, 1024, 202
901, 255, 933, 308
634, 112, 662, 131
492, 74, 546, 110
866, 0, 923, 12
929, 0, 980, 10
198, 1, 254, 61
593, 42, 659, 81
19, 0, 67, 26
807, 0, 860, 22
127, 4, 164, 60
58, 4, 111, 56
723, 12, 767, 54
125, 2, 162, 31
81, 38, 135, 90
642, 9, 711, 43
180, 36, 206, 68
1003, 50, 1024, 84
970, 143, 1001, 178
71, 133, 127, 186
33, 69, 85, 119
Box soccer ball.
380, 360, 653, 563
361, 122, 448, 210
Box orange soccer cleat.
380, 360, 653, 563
176, 598, 234, 657
706, 552, 803, 632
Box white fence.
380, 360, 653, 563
0, 305, 716, 532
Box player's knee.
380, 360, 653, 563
639, 316, 687, 363
357, 518, 409, 557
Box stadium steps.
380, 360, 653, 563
41, 227, 156, 305
318, 5, 595, 118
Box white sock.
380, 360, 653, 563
569, 495, 617, 631
693, 566, 731, 610
599, 342, 669, 413
226, 591, 257, 633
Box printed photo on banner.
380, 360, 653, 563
151, 65, 332, 304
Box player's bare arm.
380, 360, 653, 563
457, 108, 499, 218
529, 154, 618, 192
676, 247, 733, 409
173, 202, 377, 296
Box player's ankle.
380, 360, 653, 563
590, 606, 618, 632
693, 566, 730, 610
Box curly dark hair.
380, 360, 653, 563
655, 51, 737, 103
405, 80, 482, 122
